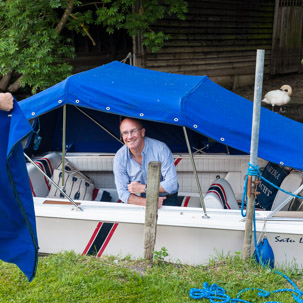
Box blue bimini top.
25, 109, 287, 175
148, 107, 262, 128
19, 61, 303, 170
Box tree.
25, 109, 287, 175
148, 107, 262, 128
0, 0, 188, 94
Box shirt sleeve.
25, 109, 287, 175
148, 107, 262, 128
159, 143, 178, 194
113, 152, 130, 203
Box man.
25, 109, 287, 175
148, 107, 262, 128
113, 118, 179, 208
0, 93, 13, 111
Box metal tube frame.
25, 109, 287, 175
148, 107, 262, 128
243, 49, 265, 260
62, 105, 66, 187
266, 183, 303, 220
75, 107, 123, 145
183, 126, 209, 218
24, 153, 82, 211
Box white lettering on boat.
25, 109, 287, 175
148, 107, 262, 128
266, 166, 281, 180
275, 235, 297, 243
259, 183, 272, 197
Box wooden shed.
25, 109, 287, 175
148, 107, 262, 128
71, 0, 303, 89
133, 0, 303, 89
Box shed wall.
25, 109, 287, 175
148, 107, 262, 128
140, 0, 275, 89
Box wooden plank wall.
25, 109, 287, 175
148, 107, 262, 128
142, 0, 275, 89
271, 0, 303, 74
69, 26, 132, 74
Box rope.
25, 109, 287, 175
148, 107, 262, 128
189, 162, 303, 302
241, 163, 303, 217
246, 163, 303, 200
189, 277, 303, 302
189, 247, 303, 302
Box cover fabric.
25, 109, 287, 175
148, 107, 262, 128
19, 61, 303, 171
255, 162, 289, 210
0, 99, 38, 281
48, 160, 94, 200
204, 178, 239, 209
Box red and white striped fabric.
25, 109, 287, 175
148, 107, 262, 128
27, 152, 61, 197
204, 178, 239, 209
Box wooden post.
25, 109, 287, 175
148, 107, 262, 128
243, 178, 256, 259
144, 161, 161, 260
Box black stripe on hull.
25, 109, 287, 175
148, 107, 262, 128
86, 222, 114, 256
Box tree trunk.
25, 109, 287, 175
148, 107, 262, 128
0, 71, 13, 91
56, 0, 75, 34
8, 75, 24, 93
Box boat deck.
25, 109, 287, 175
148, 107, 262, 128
34, 197, 303, 235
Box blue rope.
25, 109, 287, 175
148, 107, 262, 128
189, 163, 303, 302
246, 163, 303, 201
189, 262, 303, 303
241, 163, 303, 217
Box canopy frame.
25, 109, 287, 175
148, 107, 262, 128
24, 153, 82, 211
183, 126, 208, 217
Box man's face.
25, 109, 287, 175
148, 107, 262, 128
120, 119, 145, 152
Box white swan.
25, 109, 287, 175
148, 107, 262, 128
262, 85, 292, 113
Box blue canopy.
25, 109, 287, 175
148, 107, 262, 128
0, 99, 38, 281
19, 61, 303, 170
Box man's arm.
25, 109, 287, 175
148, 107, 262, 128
159, 144, 178, 194
127, 142, 177, 196
113, 153, 131, 203
128, 181, 166, 194
128, 193, 166, 208
0, 93, 13, 111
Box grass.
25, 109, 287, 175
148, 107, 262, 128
0, 251, 302, 303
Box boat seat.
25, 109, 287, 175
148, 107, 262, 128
204, 178, 239, 209
177, 193, 202, 208
271, 170, 303, 211
27, 152, 62, 197
255, 162, 290, 210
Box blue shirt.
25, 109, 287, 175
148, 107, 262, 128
113, 137, 178, 203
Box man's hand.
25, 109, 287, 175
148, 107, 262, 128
158, 196, 166, 209
0, 93, 13, 112
127, 182, 166, 208
128, 181, 145, 194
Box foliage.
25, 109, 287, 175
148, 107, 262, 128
0, 0, 75, 94
0, 0, 188, 94
0, 251, 302, 302
153, 246, 169, 263
96, 0, 188, 52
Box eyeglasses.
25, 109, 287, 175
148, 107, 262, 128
121, 128, 142, 137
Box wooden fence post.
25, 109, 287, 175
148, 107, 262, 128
144, 161, 161, 260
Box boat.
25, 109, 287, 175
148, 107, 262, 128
18, 61, 303, 268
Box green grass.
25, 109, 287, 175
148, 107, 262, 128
0, 251, 302, 303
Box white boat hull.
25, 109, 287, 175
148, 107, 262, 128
34, 198, 303, 267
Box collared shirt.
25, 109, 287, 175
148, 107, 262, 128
113, 137, 178, 203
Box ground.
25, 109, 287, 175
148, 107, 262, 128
232, 72, 303, 122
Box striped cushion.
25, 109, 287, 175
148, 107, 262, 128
57, 159, 92, 182
204, 178, 239, 209
34, 158, 54, 191
48, 168, 94, 200
48, 159, 94, 201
